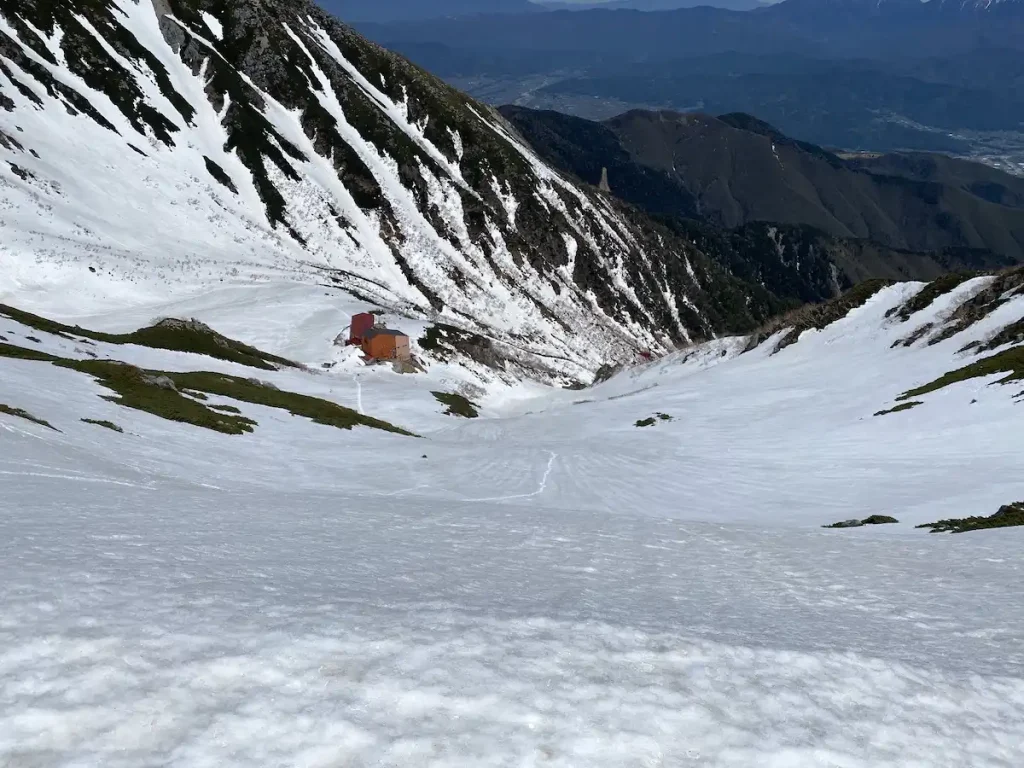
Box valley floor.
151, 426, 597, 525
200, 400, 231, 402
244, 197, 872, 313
2, 280, 1024, 766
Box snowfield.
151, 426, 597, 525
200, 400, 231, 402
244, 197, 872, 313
3, 0, 1023, 762
2, 278, 1024, 766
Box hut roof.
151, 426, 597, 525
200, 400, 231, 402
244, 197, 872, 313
363, 327, 408, 339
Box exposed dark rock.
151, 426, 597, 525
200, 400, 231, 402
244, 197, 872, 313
917, 502, 1024, 533
824, 515, 899, 528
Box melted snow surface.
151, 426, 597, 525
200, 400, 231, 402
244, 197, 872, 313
2, 281, 1024, 766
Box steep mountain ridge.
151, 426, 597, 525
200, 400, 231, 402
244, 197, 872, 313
608, 110, 1024, 255
501, 106, 1024, 257
0, 0, 774, 384
499, 105, 1022, 303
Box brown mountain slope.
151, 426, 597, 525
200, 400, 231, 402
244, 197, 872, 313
498, 105, 1018, 306
605, 110, 1024, 259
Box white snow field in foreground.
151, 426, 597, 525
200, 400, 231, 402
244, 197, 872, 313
2, 280, 1024, 766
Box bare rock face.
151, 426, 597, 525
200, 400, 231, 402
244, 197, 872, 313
141, 373, 179, 391
152, 318, 216, 335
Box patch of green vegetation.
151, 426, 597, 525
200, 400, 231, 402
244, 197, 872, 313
0, 305, 298, 370
874, 401, 922, 417
432, 391, 479, 418
208, 403, 242, 414
0, 403, 57, 430
81, 418, 123, 433
2, 339, 413, 436
60, 362, 414, 436
124, 320, 298, 370
888, 272, 979, 322
0, 304, 79, 339
0, 342, 60, 362
636, 413, 672, 427
897, 346, 1024, 401
173, 372, 414, 435
56, 360, 259, 435
824, 515, 899, 529
917, 502, 1024, 534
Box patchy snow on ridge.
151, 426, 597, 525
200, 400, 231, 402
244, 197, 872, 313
200, 10, 222, 39
1, 0, 727, 384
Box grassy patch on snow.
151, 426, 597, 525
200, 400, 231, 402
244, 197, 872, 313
172, 371, 414, 435
897, 346, 1024, 401
823, 515, 899, 529
636, 413, 672, 427
0, 305, 299, 370
63, 363, 414, 436
0, 342, 60, 362
0, 339, 413, 436
874, 401, 922, 417
916, 502, 1024, 534
58, 360, 260, 435
433, 391, 479, 418
208, 403, 242, 413
81, 418, 124, 433
0, 403, 58, 431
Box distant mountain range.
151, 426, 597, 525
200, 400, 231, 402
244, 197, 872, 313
358, 0, 1024, 59
322, 0, 1024, 23
318, 0, 540, 24
500, 106, 1023, 300
536, 0, 766, 11
357, 0, 1024, 160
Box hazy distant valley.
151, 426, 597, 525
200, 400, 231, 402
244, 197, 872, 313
357, 0, 1024, 174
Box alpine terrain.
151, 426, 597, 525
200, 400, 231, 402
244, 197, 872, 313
0, 0, 783, 384
2, 0, 1024, 766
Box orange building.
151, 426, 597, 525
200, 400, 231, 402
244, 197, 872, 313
348, 312, 376, 345
361, 328, 411, 361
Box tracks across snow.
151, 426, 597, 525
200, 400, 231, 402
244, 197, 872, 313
460, 449, 558, 503
351, 374, 364, 415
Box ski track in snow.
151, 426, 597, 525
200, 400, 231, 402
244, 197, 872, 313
351, 373, 364, 415
0, 469, 154, 488
460, 449, 558, 502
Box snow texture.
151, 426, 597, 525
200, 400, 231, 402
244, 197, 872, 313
2, 279, 1024, 766
200, 11, 222, 40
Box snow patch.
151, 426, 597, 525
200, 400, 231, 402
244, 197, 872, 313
200, 11, 223, 40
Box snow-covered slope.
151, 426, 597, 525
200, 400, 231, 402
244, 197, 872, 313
0, 0, 774, 384
2, 274, 1024, 765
